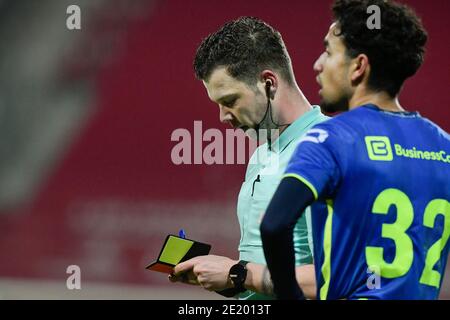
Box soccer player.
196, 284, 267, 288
260, 0, 449, 300
170, 17, 328, 299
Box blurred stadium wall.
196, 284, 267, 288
0, 0, 448, 299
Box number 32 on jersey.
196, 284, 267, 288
366, 188, 450, 288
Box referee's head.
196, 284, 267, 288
193, 16, 294, 86
193, 17, 298, 132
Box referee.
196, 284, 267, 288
171, 17, 328, 299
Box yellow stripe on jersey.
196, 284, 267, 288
283, 173, 319, 200
320, 199, 334, 300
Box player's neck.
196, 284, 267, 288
349, 89, 404, 112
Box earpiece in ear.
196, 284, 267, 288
265, 79, 272, 97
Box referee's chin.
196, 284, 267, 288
239, 125, 250, 132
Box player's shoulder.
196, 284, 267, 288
307, 104, 447, 139
311, 106, 370, 129
419, 116, 449, 142
300, 109, 360, 144
327, 105, 378, 128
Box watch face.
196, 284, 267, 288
229, 263, 247, 286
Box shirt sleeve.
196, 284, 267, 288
293, 209, 313, 265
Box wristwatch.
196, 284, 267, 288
228, 260, 249, 293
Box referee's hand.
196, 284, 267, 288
171, 255, 237, 291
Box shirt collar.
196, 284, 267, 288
362, 104, 420, 117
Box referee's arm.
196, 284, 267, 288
260, 176, 315, 300
244, 262, 316, 299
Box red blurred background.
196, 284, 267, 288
0, 0, 448, 299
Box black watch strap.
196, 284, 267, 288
229, 260, 249, 292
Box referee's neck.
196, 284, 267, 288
276, 86, 312, 133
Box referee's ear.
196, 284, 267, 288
259, 69, 278, 99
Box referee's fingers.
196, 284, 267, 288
174, 257, 197, 275
168, 273, 179, 282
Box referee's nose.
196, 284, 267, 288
219, 105, 233, 123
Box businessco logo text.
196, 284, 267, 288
365, 136, 450, 163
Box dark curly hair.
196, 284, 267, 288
193, 17, 294, 85
332, 0, 428, 97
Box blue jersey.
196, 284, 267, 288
285, 104, 450, 299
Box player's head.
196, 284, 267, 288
193, 16, 295, 131
314, 0, 428, 112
